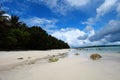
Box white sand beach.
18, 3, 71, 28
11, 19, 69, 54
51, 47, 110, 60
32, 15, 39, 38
0, 49, 120, 80
0, 49, 69, 71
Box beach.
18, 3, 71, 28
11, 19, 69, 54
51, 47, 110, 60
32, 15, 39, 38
0, 48, 120, 80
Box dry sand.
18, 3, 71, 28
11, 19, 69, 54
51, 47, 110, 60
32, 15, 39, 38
0, 49, 120, 80
0, 49, 69, 71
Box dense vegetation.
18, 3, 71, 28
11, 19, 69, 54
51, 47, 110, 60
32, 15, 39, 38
0, 9, 70, 50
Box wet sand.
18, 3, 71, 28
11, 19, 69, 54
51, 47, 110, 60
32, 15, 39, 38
0, 49, 120, 80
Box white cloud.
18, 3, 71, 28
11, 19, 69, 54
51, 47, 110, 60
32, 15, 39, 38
23, 17, 58, 30
82, 18, 96, 26
51, 24, 118, 47
52, 28, 95, 47
27, 0, 69, 15
82, 0, 119, 26
39, 0, 66, 14
89, 20, 120, 42
2, 13, 11, 19
84, 26, 93, 31
52, 28, 85, 47
27, 0, 91, 15
96, 0, 117, 18
66, 0, 90, 7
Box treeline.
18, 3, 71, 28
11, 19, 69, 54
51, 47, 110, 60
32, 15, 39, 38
0, 9, 70, 50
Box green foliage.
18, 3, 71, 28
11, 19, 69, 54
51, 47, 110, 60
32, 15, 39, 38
4, 36, 17, 49
9, 15, 22, 28
0, 9, 70, 50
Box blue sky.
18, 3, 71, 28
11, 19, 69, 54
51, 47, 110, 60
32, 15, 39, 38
0, 0, 120, 47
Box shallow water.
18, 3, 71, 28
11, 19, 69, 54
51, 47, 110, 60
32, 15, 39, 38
69, 46, 120, 59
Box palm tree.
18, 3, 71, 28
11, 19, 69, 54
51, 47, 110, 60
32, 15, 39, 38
19, 23, 28, 31
9, 15, 22, 28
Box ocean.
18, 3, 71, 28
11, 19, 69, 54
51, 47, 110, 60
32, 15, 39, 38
69, 45, 120, 58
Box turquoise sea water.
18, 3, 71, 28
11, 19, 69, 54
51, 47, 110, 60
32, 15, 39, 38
76, 45, 120, 53
69, 45, 120, 61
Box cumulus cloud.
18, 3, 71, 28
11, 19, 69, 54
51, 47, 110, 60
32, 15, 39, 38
89, 20, 120, 42
51, 22, 120, 47
52, 27, 95, 47
23, 17, 58, 30
51, 27, 116, 47
52, 28, 85, 47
